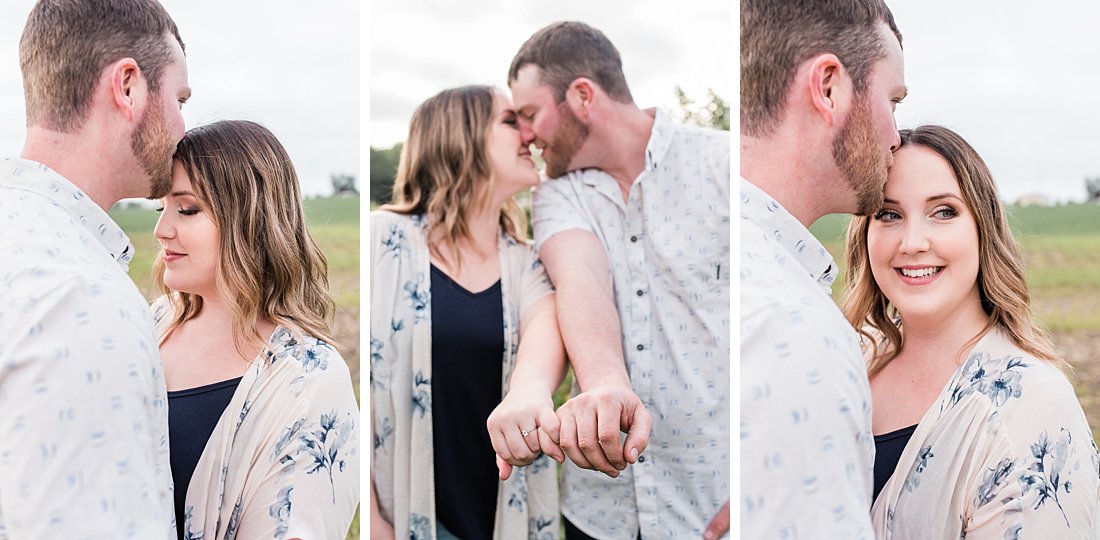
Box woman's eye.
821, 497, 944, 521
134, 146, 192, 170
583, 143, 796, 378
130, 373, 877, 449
873, 209, 900, 222
933, 206, 957, 219
180, 207, 200, 216
155, 206, 165, 213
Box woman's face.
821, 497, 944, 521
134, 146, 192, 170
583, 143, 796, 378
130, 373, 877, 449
486, 91, 540, 199
154, 162, 220, 297
867, 144, 982, 324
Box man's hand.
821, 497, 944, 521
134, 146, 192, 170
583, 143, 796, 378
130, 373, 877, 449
703, 499, 730, 540
487, 387, 564, 481
556, 385, 652, 477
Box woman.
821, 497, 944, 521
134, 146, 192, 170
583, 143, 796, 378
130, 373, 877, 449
152, 120, 360, 539
844, 124, 1099, 538
370, 85, 567, 540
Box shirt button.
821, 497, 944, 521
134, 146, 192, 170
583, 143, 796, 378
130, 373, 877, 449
636, 344, 644, 351
636, 289, 644, 297
637, 455, 646, 463
630, 235, 638, 243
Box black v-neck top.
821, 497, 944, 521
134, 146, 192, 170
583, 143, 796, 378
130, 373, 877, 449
167, 377, 242, 540
873, 423, 919, 502
429, 263, 504, 540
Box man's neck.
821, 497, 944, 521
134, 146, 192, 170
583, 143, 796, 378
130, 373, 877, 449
581, 105, 655, 201
741, 130, 839, 229
22, 125, 128, 213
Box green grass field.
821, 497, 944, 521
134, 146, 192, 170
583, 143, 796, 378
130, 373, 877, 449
110, 195, 361, 539
809, 203, 1100, 441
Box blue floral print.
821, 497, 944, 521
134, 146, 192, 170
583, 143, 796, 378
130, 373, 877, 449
269, 485, 293, 539
403, 275, 430, 323
299, 411, 353, 503
411, 370, 431, 417
1019, 429, 1075, 527
974, 458, 1015, 508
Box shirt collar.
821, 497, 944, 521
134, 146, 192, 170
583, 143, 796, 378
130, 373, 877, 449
740, 177, 838, 289
0, 158, 135, 267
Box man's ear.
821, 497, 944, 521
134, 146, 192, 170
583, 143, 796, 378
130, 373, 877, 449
806, 53, 853, 128
566, 77, 597, 119
106, 57, 143, 122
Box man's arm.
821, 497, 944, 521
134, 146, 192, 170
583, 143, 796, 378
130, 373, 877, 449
540, 229, 652, 477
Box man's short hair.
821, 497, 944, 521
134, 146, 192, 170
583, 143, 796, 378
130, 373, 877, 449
20, 0, 185, 132
508, 21, 632, 104
740, 0, 901, 137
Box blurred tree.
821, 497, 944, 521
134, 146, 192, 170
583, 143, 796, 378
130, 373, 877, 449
370, 143, 403, 205
1087, 176, 1100, 203
674, 86, 730, 131
330, 173, 359, 197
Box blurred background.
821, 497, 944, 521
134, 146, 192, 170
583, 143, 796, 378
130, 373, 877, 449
369, 0, 732, 207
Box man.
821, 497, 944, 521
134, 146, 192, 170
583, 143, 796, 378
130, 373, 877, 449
0, 0, 190, 537
740, 0, 906, 538
505, 21, 730, 540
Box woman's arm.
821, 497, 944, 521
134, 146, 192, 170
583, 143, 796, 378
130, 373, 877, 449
487, 293, 568, 480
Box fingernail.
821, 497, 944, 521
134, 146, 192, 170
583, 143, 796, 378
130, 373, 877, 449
704, 532, 715, 540
629, 447, 639, 461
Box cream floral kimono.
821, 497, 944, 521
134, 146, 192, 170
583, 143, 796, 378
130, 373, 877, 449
872, 326, 1100, 539
152, 297, 360, 540
369, 210, 560, 540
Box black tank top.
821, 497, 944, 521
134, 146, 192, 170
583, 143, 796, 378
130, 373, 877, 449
167, 376, 242, 540
430, 264, 503, 540
873, 423, 918, 502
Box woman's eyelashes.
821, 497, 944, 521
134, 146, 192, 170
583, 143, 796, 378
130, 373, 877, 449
932, 205, 958, 219
873, 205, 959, 222
154, 204, 201, 216
873, 208, 901, 222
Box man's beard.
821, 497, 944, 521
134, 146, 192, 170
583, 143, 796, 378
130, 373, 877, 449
833, 97, 888, 216
543, 100, 590, 179
131, 97, 176, 199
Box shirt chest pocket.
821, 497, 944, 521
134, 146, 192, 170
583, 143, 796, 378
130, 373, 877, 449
647, 222, 728, 303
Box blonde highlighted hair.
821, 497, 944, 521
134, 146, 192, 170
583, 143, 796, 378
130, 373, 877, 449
842, 124, 1067, 377
383, 85, 528, 269
153, 120, 336, 353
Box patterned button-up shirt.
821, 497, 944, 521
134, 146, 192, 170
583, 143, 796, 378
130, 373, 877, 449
0, 158, 174, 539
531, 110, 730, 540
739, 177, 874, 539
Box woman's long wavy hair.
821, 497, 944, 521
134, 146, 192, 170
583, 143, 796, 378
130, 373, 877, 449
842, 124, 1067, 377
153, 120, 337, 354
383, 85, 528, 269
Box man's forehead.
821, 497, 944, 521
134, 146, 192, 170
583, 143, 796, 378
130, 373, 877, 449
510, 65, 552, 106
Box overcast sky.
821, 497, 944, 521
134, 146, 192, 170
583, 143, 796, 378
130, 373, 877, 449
0, 0, 359, 197
369, 0, 732, 149
888, 1, 1100, 203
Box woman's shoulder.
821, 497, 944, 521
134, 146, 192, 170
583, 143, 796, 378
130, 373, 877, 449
370, 209, 426, 230
267, 326, 352, 381
954, 329, 1083, 422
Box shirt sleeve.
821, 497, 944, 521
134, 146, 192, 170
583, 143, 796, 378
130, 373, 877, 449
0, 277, 173, 539
964, 364, 1100, 539
517, 242, 555, 318
740, 299, 875, 539
531, 178, 596, 252
233, 348, 361, 540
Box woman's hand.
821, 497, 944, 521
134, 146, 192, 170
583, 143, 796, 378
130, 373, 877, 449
486, 386, 564, 480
